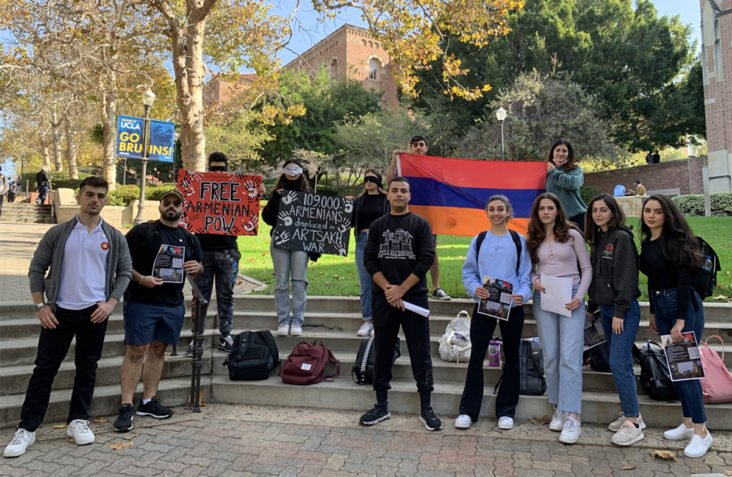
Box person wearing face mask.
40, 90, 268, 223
188, 152, 266, 354
262, 160, 313, 336
545, 140, 587, 232
351, 169, 389, 336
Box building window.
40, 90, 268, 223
330, 58, 338, 78
369, 58, 381, 80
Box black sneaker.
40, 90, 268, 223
359, 404, 390, 426
420, 407, 443, 431
431, 288, 452, 301
218, 335, 233, 353
114, 403, 134, 432
136, 397, 173, 419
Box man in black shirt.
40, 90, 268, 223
359, 176, 442, 431
36, 167, 50, 204
114, 190, 203, 432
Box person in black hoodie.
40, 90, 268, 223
359, 176, 441, 431
640, 194, 711, 458
261, 159, 312, 337
585, 194, 644, 447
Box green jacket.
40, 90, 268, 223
546, 165, 587, 218
28, 216, 132, 308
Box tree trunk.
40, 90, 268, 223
177, 20, 207, 171
64, 116, 79, 179
100, 85, 118, 191
50, 107, 63, 171
39, 133, 51, 169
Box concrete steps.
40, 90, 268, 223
1, 295, 731, 430
0, 203, 54, 223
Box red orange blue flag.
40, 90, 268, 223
397, 153, 546, 237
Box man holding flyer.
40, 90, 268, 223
114, 190, 203, 432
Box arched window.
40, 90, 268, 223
369, 58, 381, 80
330, 58, 338, 78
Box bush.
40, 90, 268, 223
104, 183, 177, 206
672, 192, 732, 216
19, 171, 94, 191
580, 186, 600, 206
315, 184, 362, 197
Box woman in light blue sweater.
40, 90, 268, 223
545, 140, 587, 232
454, 195, 532, 431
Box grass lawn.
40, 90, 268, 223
238, 215, 732, 302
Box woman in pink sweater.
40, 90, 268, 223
526, 192, 592, 444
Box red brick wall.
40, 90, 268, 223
583, 157, 707, 196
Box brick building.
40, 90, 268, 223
701, 0, 732, 193
202, 73, 258, 110
285, 24, 399, 109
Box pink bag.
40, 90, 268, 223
699, 335, 732, 404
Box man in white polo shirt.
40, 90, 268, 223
3, 176, 132, 458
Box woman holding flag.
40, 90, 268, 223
454, 195, 532, 431
545, 140, 587, 232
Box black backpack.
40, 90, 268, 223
224, 330, 280, 380
633, 340, 678, 402
692, 236, 721, 299
494, 338, 546, 396
351, 335, 401, 385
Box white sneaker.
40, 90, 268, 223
277, 323, 289, 336
663, 422, 695, 440
549, 409, 567, 432
608, 413, 646, 432
357, 322, 374, 337
3, 428, 35, 457
67, 419, 95, 445
611, 420, 644, 446
497, 416, 514, 430
559, 416, 581, 444
684, 431, 713, 458
454, 414, 472, 429
290, 324, 302, 336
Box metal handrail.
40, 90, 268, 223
185, 275, 208, 413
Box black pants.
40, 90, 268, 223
569, 212, 585, 233
372, 293, 434, 394
459, 305, 525, 421
19, 305, 108, 431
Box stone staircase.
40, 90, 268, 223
0, 203, 54, 223
2, 296, 732, 430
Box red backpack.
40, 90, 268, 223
280, 340, 341, 385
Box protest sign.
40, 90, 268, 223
116, 115, 175, 162
272, 190, 352, 256
176, 170, 261, 235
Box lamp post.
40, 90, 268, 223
496, 106, 507, 161
133, 89, 156, 225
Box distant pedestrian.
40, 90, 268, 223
651, 150, 660, 164
634, 180, 646, 196
7, 179, 18, 203
4, 177, 131, 458
0, 166, 8, 218
36, 167, 50, 204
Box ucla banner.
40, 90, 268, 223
116, 115, 175, 162
397, 154, 546, 236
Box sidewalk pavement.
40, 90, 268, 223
2, 222, 732, 476
1, 403, 731, 476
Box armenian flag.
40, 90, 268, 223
397, 154, 546, 236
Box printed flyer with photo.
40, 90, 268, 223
584, 311, 607, 350
477, 276, 513, 321
152, 244, 185, 284
661, 331, 706, 382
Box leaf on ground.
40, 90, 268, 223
620, 464, 636, 470
650, 450, 676, 461
110, 441, 134, 450
52, 424, 67, 429
723, 470, 732, 476
93, 418, 107, 423
530, 416, 549, 426
67, 437, 74, 443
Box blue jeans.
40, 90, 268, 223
600, 300, 641, 418
355, 232, 372, 321
194, 248, 240, 335
652, 288, 707, 424
270, 243, 308, 326
533, 288, 585, 414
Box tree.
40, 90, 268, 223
259, 68, 383, 166
450, 72, 620, 162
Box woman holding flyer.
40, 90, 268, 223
262, 159, 312, 337
351, 169, 388, 337
585, 194, 645, 447
639, 194, 711, 458
526, 193, 592, 444
454, 195, 532, 431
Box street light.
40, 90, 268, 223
496, 106, 507, 161
133, 88, 156, 225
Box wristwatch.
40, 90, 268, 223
33, 303, 46, 312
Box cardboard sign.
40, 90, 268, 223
272, 191, 352, 256
116, 115, 175, 162
176, 170, 261, 235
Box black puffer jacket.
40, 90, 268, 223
587, 225, 641, 319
